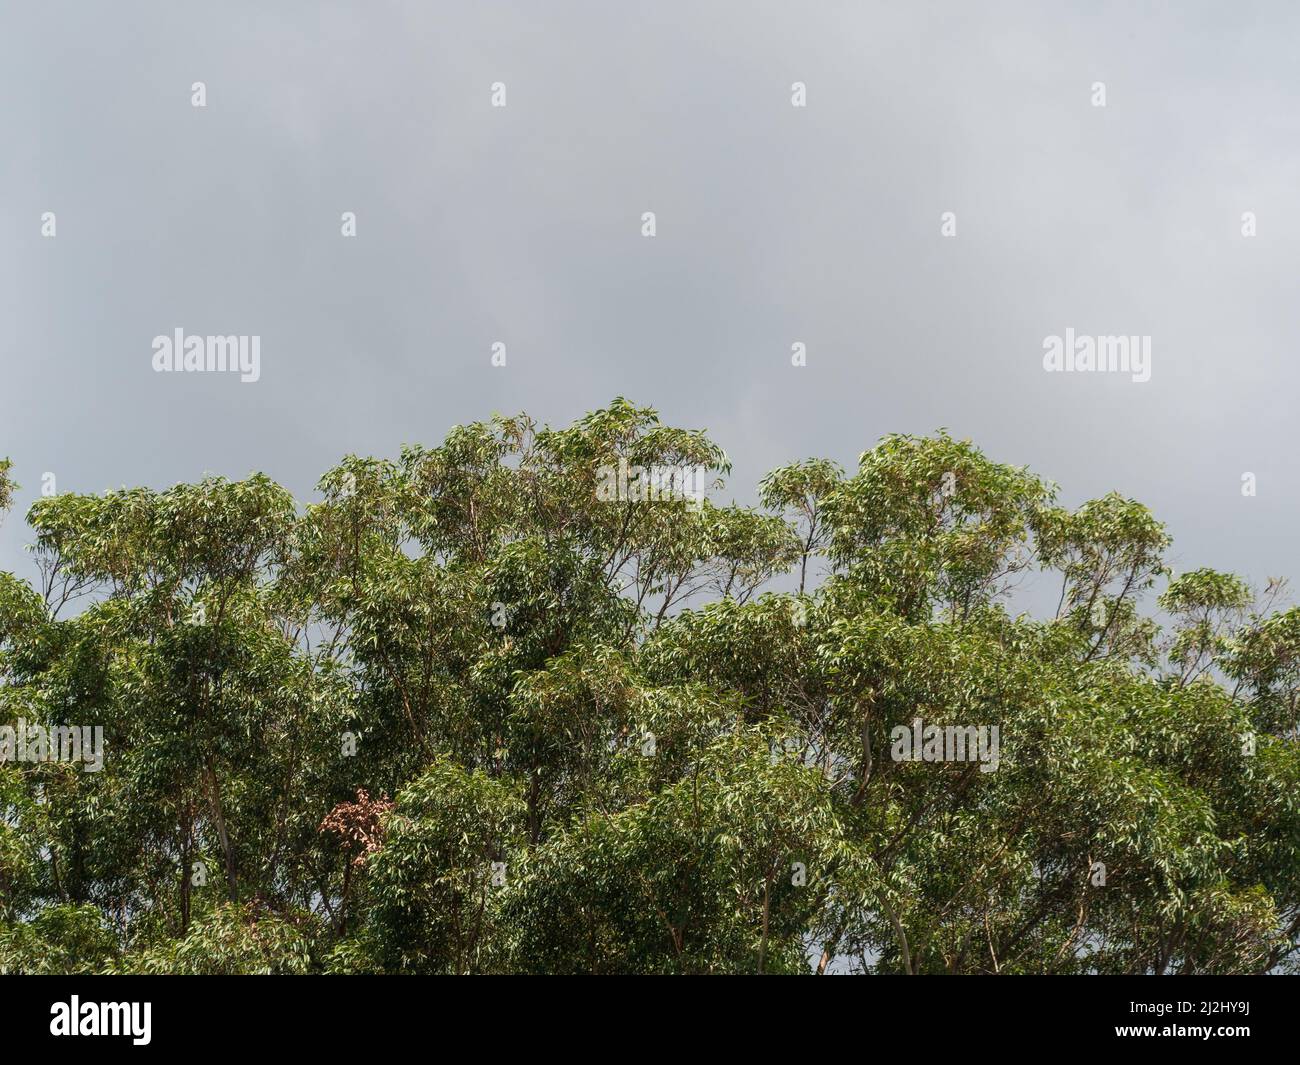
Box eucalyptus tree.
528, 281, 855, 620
0, 405, 1297, 974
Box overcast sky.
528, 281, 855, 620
3, 1, 1299, 596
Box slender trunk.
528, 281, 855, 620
179, 807, 193, 933
204, 761, 238, 901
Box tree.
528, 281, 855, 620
0, 402, 1297, 974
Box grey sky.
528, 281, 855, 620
3, 1, 1298, 595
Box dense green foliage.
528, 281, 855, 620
1, 401, 1297, 974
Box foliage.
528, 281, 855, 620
0, 401, 1296, 974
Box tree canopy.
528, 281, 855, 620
1, 400, 1297, 974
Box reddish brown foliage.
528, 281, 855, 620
319, 788, 394, 867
